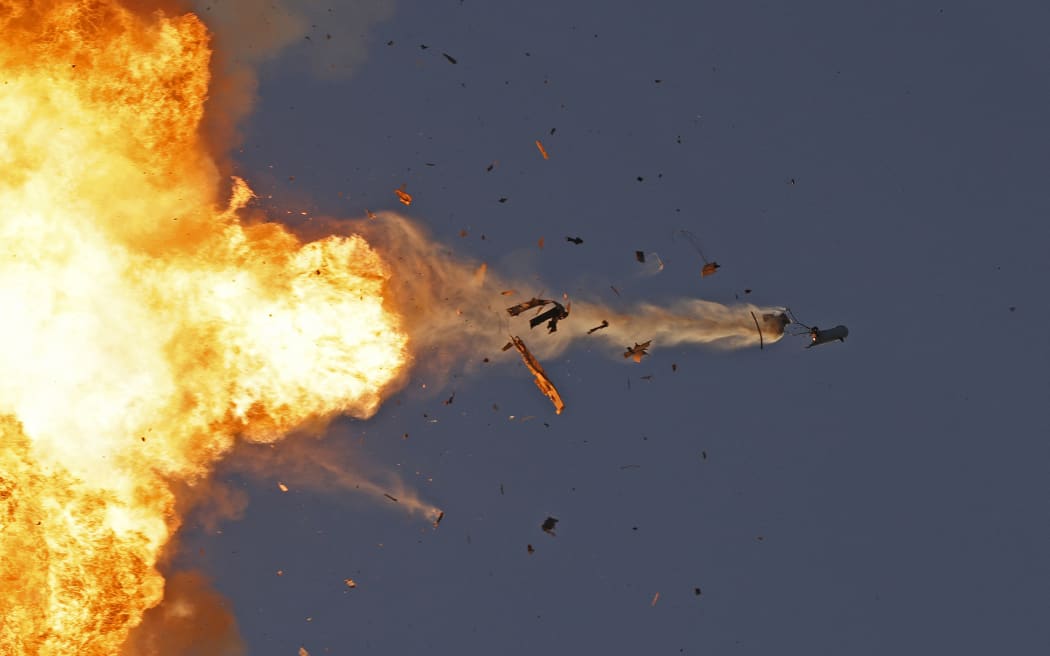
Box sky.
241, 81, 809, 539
178, 1, 1050, 653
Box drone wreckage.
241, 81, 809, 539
501, 290, 846, 414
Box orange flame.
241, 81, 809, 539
0, 1, 409, 652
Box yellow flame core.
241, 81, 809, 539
0, 2, 408, 653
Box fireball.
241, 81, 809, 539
0, 1, 408, 652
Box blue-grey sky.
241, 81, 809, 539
180, 2, 1049, 653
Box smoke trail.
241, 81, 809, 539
345, 213, 786, 372
226, 437, 443, 522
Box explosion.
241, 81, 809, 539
0, 2, 407, 653
0, 2, 787, 653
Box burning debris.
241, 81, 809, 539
509, 336, 565, 414
624, 341, 652, 363
541, 516, 559, 535
395, 184, 413, 206
535, 140, 550, 159
676, 229, 721, 277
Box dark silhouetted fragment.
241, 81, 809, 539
587, 320, 609, 335
541, 516, 559, 535
529, 301, 568, 333
506, 297, 549, 317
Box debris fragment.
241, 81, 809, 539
676, 229, 721, 277
651, 592, 660, 607
610, 285, 621, 297
498, 197, 508, 203
277, 482, 289, 492
365, 208, 377, 220
750, 311, 764, 350
541, 516, 559, 535
527, 544, 535, 554
538, 237, 544, 249
501, 289, 516, 296
565, 236, 584, 245
433, 511, 444, 528
510, 336, 565, 414
623, 340, 652, 363
383, 493, 399, 503
443, 392, 455, 405
442, 52, 458, 64
344, 579, 357, 589
506, 297, 550, 317
528, 300, 569, 333
671, 363, 677, 372
394, 184, 412, 206
299, 648, 309, 656
694, 587, 702, 596
535, 140, 549, 159
486, 161, 497, 172
587, 320, 609, 334
635, 250, 645, 263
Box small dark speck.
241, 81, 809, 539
1009, 306, 1016, 312
636, 176, 644, 182
419, 44, 429, 49
498, 197, 508, 203
654, 79, 662, 84
755, 536, 765, 542
632, 526, 639, 531
694, 587, 702, 596
386, 40, 394, 46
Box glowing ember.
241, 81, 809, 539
0, 1, 408, 652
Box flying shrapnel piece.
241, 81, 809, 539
623, 340, 652, 363
807, 325, 849, 348
528, 301, 569, 333
509, 336, 565, 414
